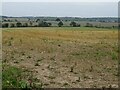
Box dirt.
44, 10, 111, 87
2, 27, 118, 88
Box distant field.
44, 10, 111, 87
2, 27, 118, 88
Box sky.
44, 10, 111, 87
1, 0, 118, 17
2, 0, 120, 2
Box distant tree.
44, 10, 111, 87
58, 21, 63, 27
56, 18, 61, 21
23, 23, 28, 27
3, 19, 7, 22
38, 21, 43, 27
85, 23, 89, 27
16, 22, 22, 27
48, 23, 52, 26
28, 18, 30, 21
7, 19, 11, 22
36, 19, 40, 22
70, 21, 77, 27
77, 24, 81, 27
43, 22, 49, 27
95, 25, 99, 28
43, 19, 47, 21
29, 21, 33, 26
2, 23, 9, 28
70, 21, 80, 27
38, 21, 51, 27
0, 23, 1, 28
85, 23, 93, 27
10, 23, 15, 28
118, 24, 120, 28
15, 19, 18, 22
114, 20, 117, 23
112, 26, 116, 28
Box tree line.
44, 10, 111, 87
2, 18, 81, 28
1, 18, 117, 28
2, 22, 81, 28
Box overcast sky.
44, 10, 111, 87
2, 0, 120, 2
2, 2, 118, 17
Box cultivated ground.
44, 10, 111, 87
2, 27, 118, 88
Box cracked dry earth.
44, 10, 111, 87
2, 27, 118, 88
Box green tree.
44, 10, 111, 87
58, 21, 63, 27
23, 23, 28, 27
2, 23, 9, 28
16, 22, 22, 27
38, 21, 51, 27
48, 23, 52, 26
85, 23, 93, 27
36, 19, 40, 22
70, 21, 77, 27
56, 18, 61, 21
10, 23, 15, 28
29, 21, 33, 27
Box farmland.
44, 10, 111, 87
2, 27, 118, 88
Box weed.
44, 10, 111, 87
35, 62, 40, 66
48, 76, 56, 79
50, 56, 55, 60
37, 59, 42, 62
8, 41, 12, 46
111, 52, 118, 60
71, 52, 80, 56
30, 48, 33, 51
63, 82, 69, 86
27, 56, 32, 59
14, 61, 19, 64
21, 52, 25, 56
50, 81, 55, 84
10, 37, 13, 40
20, 39, 22, 44
89, 66, 93, 72
70, 66, 74, 72
76, 77, 81, 82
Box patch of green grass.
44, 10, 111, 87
2, 66, 23, 88
2, 65, 43, 88
111, 52, 118, 60
2, 65, 28, 88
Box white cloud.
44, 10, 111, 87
2, 0, 120, 2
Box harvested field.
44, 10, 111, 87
2, 27, 118, 88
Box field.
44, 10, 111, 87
2, 27, 118, 88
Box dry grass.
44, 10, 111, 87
2, 27, 118, 88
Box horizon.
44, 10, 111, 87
1, 15, 118, 18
